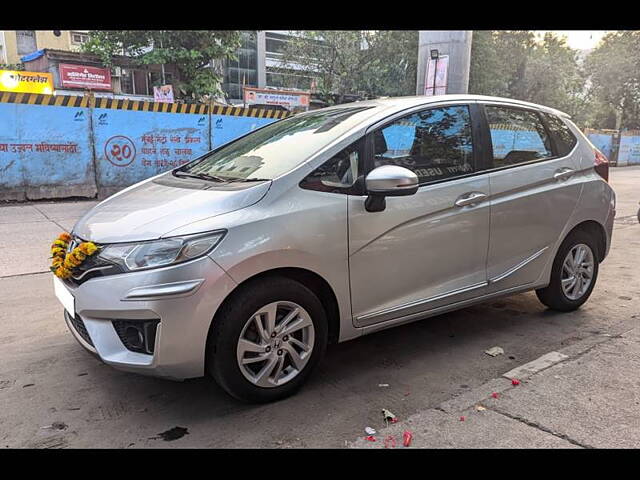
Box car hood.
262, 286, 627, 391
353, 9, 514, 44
73, 173, 272, 243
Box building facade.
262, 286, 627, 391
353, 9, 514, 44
18, 49, 179, 101
0, 30, 89, 65
222, 31, 319, 105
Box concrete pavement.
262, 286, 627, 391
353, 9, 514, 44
0, 167, 638, 448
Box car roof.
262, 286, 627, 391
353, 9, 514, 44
324, 94, 571, 119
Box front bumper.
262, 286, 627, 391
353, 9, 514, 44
61, 255, 237, 380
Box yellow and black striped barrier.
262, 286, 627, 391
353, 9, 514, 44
0, 92, 292, 119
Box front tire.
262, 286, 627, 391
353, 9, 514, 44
207, 277, 328, 403
536, 230, 599, 312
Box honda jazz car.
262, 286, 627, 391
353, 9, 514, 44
54, 95, 615, 403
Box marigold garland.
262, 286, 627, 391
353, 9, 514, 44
49, 232, 100, 279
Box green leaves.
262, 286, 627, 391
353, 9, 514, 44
277, 31, 418, 104
470, 31, 589, 126
83, 30, 242, 101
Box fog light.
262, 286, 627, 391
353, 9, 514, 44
124, 326, 144, 349
112, 319, 160, 355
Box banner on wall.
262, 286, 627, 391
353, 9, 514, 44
243, 86, 309, 111
153, 84, 174, 103
424, 55, 449, 96
0, 70, 53, 94
59, 64, 112, 91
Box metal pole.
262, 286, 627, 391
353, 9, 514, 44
160, 35, 166, 85
433, 57, 438, 95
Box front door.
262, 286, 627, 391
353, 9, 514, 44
349, 104, 491, 327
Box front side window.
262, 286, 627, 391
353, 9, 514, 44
372, 105, 474, 184
300, 138, 363, 193
179, 106, 374, 182
485, 106, 553, 167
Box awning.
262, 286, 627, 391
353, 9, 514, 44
20, 49, 46, 63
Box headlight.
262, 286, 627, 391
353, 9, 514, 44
96, 230, 226, 272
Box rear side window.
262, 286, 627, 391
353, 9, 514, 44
372, 105, 474, 184
485, 106, 553, 168
542, 112, 577, 156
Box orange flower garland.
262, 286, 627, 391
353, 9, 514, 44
49, 232, 99, 279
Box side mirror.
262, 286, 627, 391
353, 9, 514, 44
364, 165, 419, 212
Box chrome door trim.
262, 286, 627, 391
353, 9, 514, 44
355, 281, 488, 327
365, 100, 476, 134
489, 246, 549, 284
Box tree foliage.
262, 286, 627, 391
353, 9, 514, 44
83, 30, 242, 101
585, 31, 640, 130
276, 31, 418, 104
470, 31, 589, 124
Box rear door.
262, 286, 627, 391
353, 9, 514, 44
481, 103, 583, 293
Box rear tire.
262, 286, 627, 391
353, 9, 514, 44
536, 230, 599, 312
207, 276, 328, 403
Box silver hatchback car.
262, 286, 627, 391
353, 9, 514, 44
55, 95, 615, 402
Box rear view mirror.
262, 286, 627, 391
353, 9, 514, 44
365, 165, 419, 212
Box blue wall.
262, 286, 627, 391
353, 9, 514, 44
93, 108, 211, 190
618, 135, 640, 166
0, 97, 281, 201
0, 102, 96, 201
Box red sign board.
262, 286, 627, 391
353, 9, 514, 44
59, 64, 112, 91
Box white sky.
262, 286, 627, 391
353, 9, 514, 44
533, 31, 609, 50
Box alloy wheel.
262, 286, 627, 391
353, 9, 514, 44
561, 243, 595, 301
236, 301, 315, 388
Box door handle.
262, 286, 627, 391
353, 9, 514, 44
553, 168, 575, 181
455, 192, 488, 207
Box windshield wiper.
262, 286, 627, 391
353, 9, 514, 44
239, 178, 271, 182
173, 171, 226, 182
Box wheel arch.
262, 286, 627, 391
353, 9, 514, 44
205, 267, 341, 365
564, 220, 607, 263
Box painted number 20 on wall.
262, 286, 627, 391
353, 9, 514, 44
105, 135, 136, 167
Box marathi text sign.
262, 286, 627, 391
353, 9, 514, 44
0, 70, 53, 94
243, 87, 309, 110
59, 64, 112, 91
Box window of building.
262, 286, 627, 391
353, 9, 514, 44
372, 105, 474, 184
16, 31, 37, 55
222, 31, 258, 101
485, 106, 553, 167
300, 138, 364, 194
542, 112, 577, 157
148, 71, 173, 89
71, 32, 90, 45
120, 69, 135, 94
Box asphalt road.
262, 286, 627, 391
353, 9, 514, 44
1, 167, 638, 448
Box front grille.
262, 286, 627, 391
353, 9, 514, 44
65, 235, 123, 286
65, 310, 94, 347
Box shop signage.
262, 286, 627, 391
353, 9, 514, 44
59, 64, 112, 91
0, 70, 53, 94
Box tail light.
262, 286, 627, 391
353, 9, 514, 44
594, 149, 609, 182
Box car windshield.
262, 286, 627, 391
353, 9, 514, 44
177, 105, 376, 181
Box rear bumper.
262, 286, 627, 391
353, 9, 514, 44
59, 255, 237, 380
603, 189, 615, 259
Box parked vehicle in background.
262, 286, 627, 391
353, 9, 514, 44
54, 95, 615, 403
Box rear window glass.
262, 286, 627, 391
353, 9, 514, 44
485, 106, 553, 167
542, 113, 577, 156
